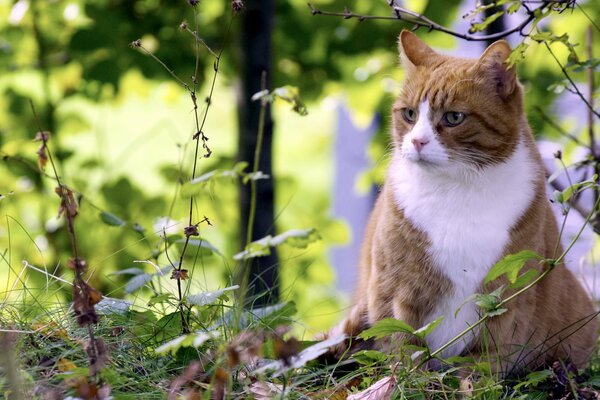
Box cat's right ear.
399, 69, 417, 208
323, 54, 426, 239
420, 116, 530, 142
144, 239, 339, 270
398, 30, 436, 71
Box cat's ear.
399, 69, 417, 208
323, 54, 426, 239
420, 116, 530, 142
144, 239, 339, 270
398, 30, 436, 71
476, 40, 517, 99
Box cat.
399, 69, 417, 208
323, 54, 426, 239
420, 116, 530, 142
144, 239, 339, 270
328, 30, 598, 375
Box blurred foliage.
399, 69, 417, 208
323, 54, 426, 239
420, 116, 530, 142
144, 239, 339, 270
0, 0, 599, 340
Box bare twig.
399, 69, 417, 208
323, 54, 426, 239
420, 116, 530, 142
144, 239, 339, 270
534, 106, 587, 148
586, 27, 599, 231
307, 1, 551, 42
171, 13, 236, 333
544, 41, 600, 120
30, 101, 104, 384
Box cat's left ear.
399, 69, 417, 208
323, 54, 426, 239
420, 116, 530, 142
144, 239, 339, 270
398, 30, 437, 72
475, 40, 517, 99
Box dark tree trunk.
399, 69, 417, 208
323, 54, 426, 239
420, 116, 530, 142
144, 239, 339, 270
483, 0, 506, 47
236, 0, 279, 306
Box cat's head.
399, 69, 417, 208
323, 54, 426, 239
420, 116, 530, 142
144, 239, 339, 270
392, 30, 524, 174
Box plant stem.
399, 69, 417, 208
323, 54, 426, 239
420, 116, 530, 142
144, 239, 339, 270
239, 71, 268, 308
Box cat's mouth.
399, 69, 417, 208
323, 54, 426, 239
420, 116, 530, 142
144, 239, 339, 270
404, 152, 445, 166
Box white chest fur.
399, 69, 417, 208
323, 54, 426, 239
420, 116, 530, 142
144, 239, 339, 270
390, 140, 537, 357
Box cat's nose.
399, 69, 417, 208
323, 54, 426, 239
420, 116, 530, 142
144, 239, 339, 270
411, 138, 430, 152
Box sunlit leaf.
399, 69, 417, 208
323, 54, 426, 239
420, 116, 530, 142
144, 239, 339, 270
271, 228, 321, 248
358, 318, 414, 340
186, 285, 239, 307
178, 238, 222, 256
148, 293, 175, 306
254, 334, 346, 377
234, 229, 320, 260
413, 316, 444, 339
95, 298, 132, 315
509, 269, 540, 290
484, 251, 541, 284
155, 330, 220, 355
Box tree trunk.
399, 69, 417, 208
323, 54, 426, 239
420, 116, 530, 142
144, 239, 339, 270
483, 0, 506, 47
236, 0, 279, 306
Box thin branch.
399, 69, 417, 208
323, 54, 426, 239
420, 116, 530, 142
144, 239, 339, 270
307, 1, 547, 42
576, 3, 600, 34
534, 106, 587, 148
133, 41, 190, 90
544, 41, 600, 120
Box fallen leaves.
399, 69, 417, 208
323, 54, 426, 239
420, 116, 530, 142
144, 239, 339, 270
347, 376, 397, 400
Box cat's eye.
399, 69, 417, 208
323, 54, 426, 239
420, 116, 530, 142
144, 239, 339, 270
402, 108, 418, 123
443, 111, 466, 126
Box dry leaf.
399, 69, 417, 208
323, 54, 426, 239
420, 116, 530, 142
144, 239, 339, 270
73, 280, 101, 325
184, 225, 199, 237
36, 144, 48, 170
32, 321, 69, 340
247, 381, 283, 399
347, 376, 396, 400
86, 337, 108, 375
34, 131, 50, 142
67, 258, 88, 272
459, 376, 473, 397
227, 330, 265, 368
212, 368, 228, 400
55, 185, 78, 219
273, 336, 300, 366
171, 269, 189, 280
57, 358, 86, 388
307, 376, 363, 400
168, 361, 204, 400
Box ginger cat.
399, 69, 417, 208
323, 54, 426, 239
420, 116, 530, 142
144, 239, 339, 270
332, 30, 598, 374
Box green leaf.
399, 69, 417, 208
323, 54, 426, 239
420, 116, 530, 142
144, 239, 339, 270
486, 308, 507, 317
177, 238, 222, 256
358, 318, 414, 340
507, 42, 529, 67
233, 236, 272, 260
413, 316, 444, 339
233, 229, 320, 260
254, 334, 346, 377
242, 171, 270, 184
180, 162, 249, 196
186, 285, 239, 307
558, 177, 597, 204
507, 1, 521, 14
95, 298, 132, 315
124, 265, 173, 294
270, 228, 321, 248
509, 269, 540, 290
513, 369, 553, 390
100, 211, 126, 227
212, 302, 297, 330
155, 330, 220, 355
469, 11, 504, 33
474, 293, 501, 312
484, 251, 541, 284
148, 293, 176, 306
352, 349, 389, 365
110, 267, 146, 276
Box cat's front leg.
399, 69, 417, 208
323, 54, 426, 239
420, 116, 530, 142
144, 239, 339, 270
320, 302, 373, 360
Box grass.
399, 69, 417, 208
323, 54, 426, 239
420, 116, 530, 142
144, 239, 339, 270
1, 271, 600, 399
